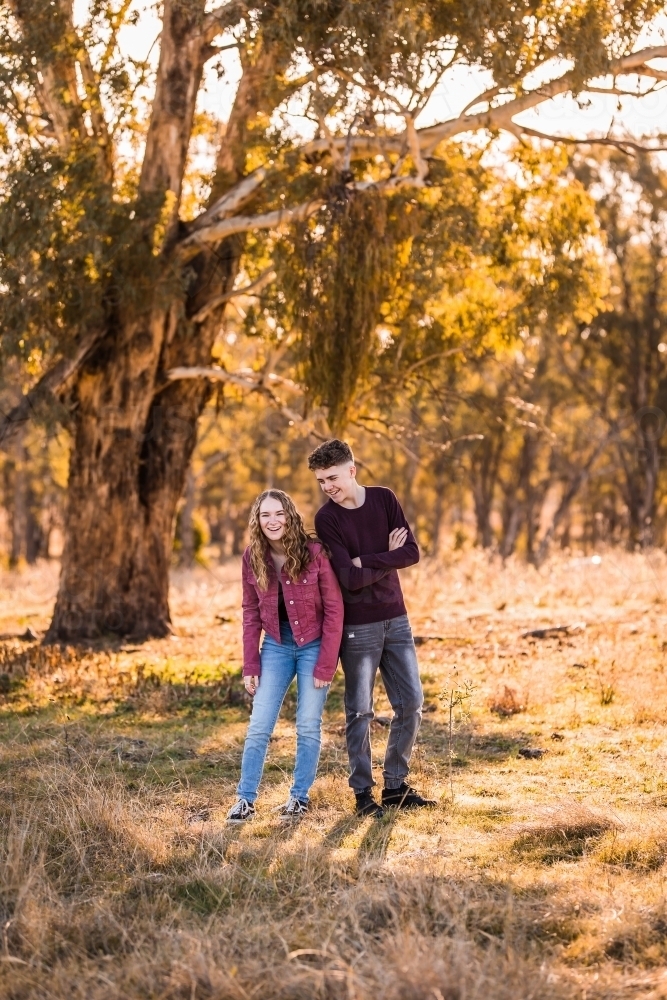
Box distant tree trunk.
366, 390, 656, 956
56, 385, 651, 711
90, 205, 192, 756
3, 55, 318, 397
179, 466, 197, 568
428, 471, 445, 555
9, 433, 27, 567
25, 485, 44, 564
470, 432, 504, 548
525, 476, 551, 563
624, 417, 660, 548
401, 452, 419, 529
534, 431, 613, 566
499, 432, 539, 559
424, 451, 451, 555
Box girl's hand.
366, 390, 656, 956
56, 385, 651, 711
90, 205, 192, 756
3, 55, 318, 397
314, 677, 329, 689
244, 675, 259, 696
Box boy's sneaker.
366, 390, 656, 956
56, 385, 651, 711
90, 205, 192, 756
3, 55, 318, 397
226, 798, 255, 823
355, 788, 385, 818
275, 796, 309, 821
382, 783, 436, 809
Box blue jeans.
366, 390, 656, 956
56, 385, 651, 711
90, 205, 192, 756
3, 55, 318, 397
339, 614, 423, 792
237, 623, 329, 803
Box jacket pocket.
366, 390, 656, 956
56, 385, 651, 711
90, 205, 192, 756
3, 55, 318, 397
300, 576, 320, 628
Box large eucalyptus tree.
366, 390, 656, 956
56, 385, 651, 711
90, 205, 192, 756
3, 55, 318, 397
0, 0, 665, 638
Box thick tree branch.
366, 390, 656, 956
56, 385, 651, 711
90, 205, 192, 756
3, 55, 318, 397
188, 167, 267, 234
191, 267, 276, 323
0, 330, 102, 452
76, 37, 113, 181
163, 365, 323, 437
509, 122, 667, 154
460, 85, 502, 116
7, 0, 87, 151
174, 43, 667, 269
200, 1, 247, 45
642, 67, 667, 82
138, 0, 210, 230
179, 199, 325, 255
301, 44, 667, 161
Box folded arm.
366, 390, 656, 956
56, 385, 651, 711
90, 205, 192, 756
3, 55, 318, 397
359, 538, 419, 570
318, 527, 390, 592
359, 496, 420, 571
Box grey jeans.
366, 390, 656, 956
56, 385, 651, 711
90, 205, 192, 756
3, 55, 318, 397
340, 614, 423, 792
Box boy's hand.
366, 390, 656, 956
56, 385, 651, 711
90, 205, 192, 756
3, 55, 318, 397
314, 677, 329, 689
351, 556, 362, 568
244, 675, 259, 695
388, 527, 408, 550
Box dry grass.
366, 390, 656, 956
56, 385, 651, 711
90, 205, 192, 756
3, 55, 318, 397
4, 548, 667, 997
489, 683, 527, 716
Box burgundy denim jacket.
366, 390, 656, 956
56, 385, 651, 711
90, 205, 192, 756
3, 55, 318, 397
242, 541, 344, 683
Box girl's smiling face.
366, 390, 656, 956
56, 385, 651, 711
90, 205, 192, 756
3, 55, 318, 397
258, 496, 287, 543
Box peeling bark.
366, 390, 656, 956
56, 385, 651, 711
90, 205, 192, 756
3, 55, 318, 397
48, 308, 174, 639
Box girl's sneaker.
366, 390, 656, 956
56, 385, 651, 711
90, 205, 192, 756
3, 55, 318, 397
226, 798, 255, 823
275, 796, 309, 821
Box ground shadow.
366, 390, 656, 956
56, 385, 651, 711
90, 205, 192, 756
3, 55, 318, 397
418, 714, 546, 764
356, 809, 399, 864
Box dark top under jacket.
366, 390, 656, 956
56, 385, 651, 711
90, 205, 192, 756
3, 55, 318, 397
277, 583, 290, 624
314, 486, 420, 626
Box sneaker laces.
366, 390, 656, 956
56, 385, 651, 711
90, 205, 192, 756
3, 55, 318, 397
228, 798, 252, 819
274, 795, 307, 815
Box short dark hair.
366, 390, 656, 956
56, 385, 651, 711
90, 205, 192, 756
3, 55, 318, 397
307, 439, 354, 470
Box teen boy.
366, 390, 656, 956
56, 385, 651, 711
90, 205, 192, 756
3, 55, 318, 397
309, 439, 435, 817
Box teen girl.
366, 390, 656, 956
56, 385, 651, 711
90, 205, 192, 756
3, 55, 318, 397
227, 489, 343, 822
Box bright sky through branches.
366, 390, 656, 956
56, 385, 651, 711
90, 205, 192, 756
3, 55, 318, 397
73, 1, 667, 154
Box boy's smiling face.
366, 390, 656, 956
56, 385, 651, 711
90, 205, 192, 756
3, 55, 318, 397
314, 461, 358, 505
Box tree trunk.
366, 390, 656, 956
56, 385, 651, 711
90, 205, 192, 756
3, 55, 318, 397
47, 16, 277, 640
47, 307, 178, 639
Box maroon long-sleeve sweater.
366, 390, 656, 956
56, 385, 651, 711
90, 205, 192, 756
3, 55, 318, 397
314, 486, 420, 626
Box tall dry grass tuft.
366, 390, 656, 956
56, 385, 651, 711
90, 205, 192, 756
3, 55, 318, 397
511, 804, 616, 864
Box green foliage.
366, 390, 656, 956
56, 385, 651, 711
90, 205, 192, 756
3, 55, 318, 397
0, 146, 167, 370
276, 186, 417, 429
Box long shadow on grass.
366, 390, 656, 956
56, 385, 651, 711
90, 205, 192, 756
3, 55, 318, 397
356, 810, 399, 864
323, 815, 365, 849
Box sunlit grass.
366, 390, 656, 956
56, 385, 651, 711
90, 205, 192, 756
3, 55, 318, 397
3, 548, 667, 997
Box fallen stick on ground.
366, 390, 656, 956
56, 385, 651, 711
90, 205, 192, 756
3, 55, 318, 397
521, 623, 586, 639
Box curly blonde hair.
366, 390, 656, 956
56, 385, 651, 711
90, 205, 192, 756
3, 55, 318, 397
248, 489, 315, 590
